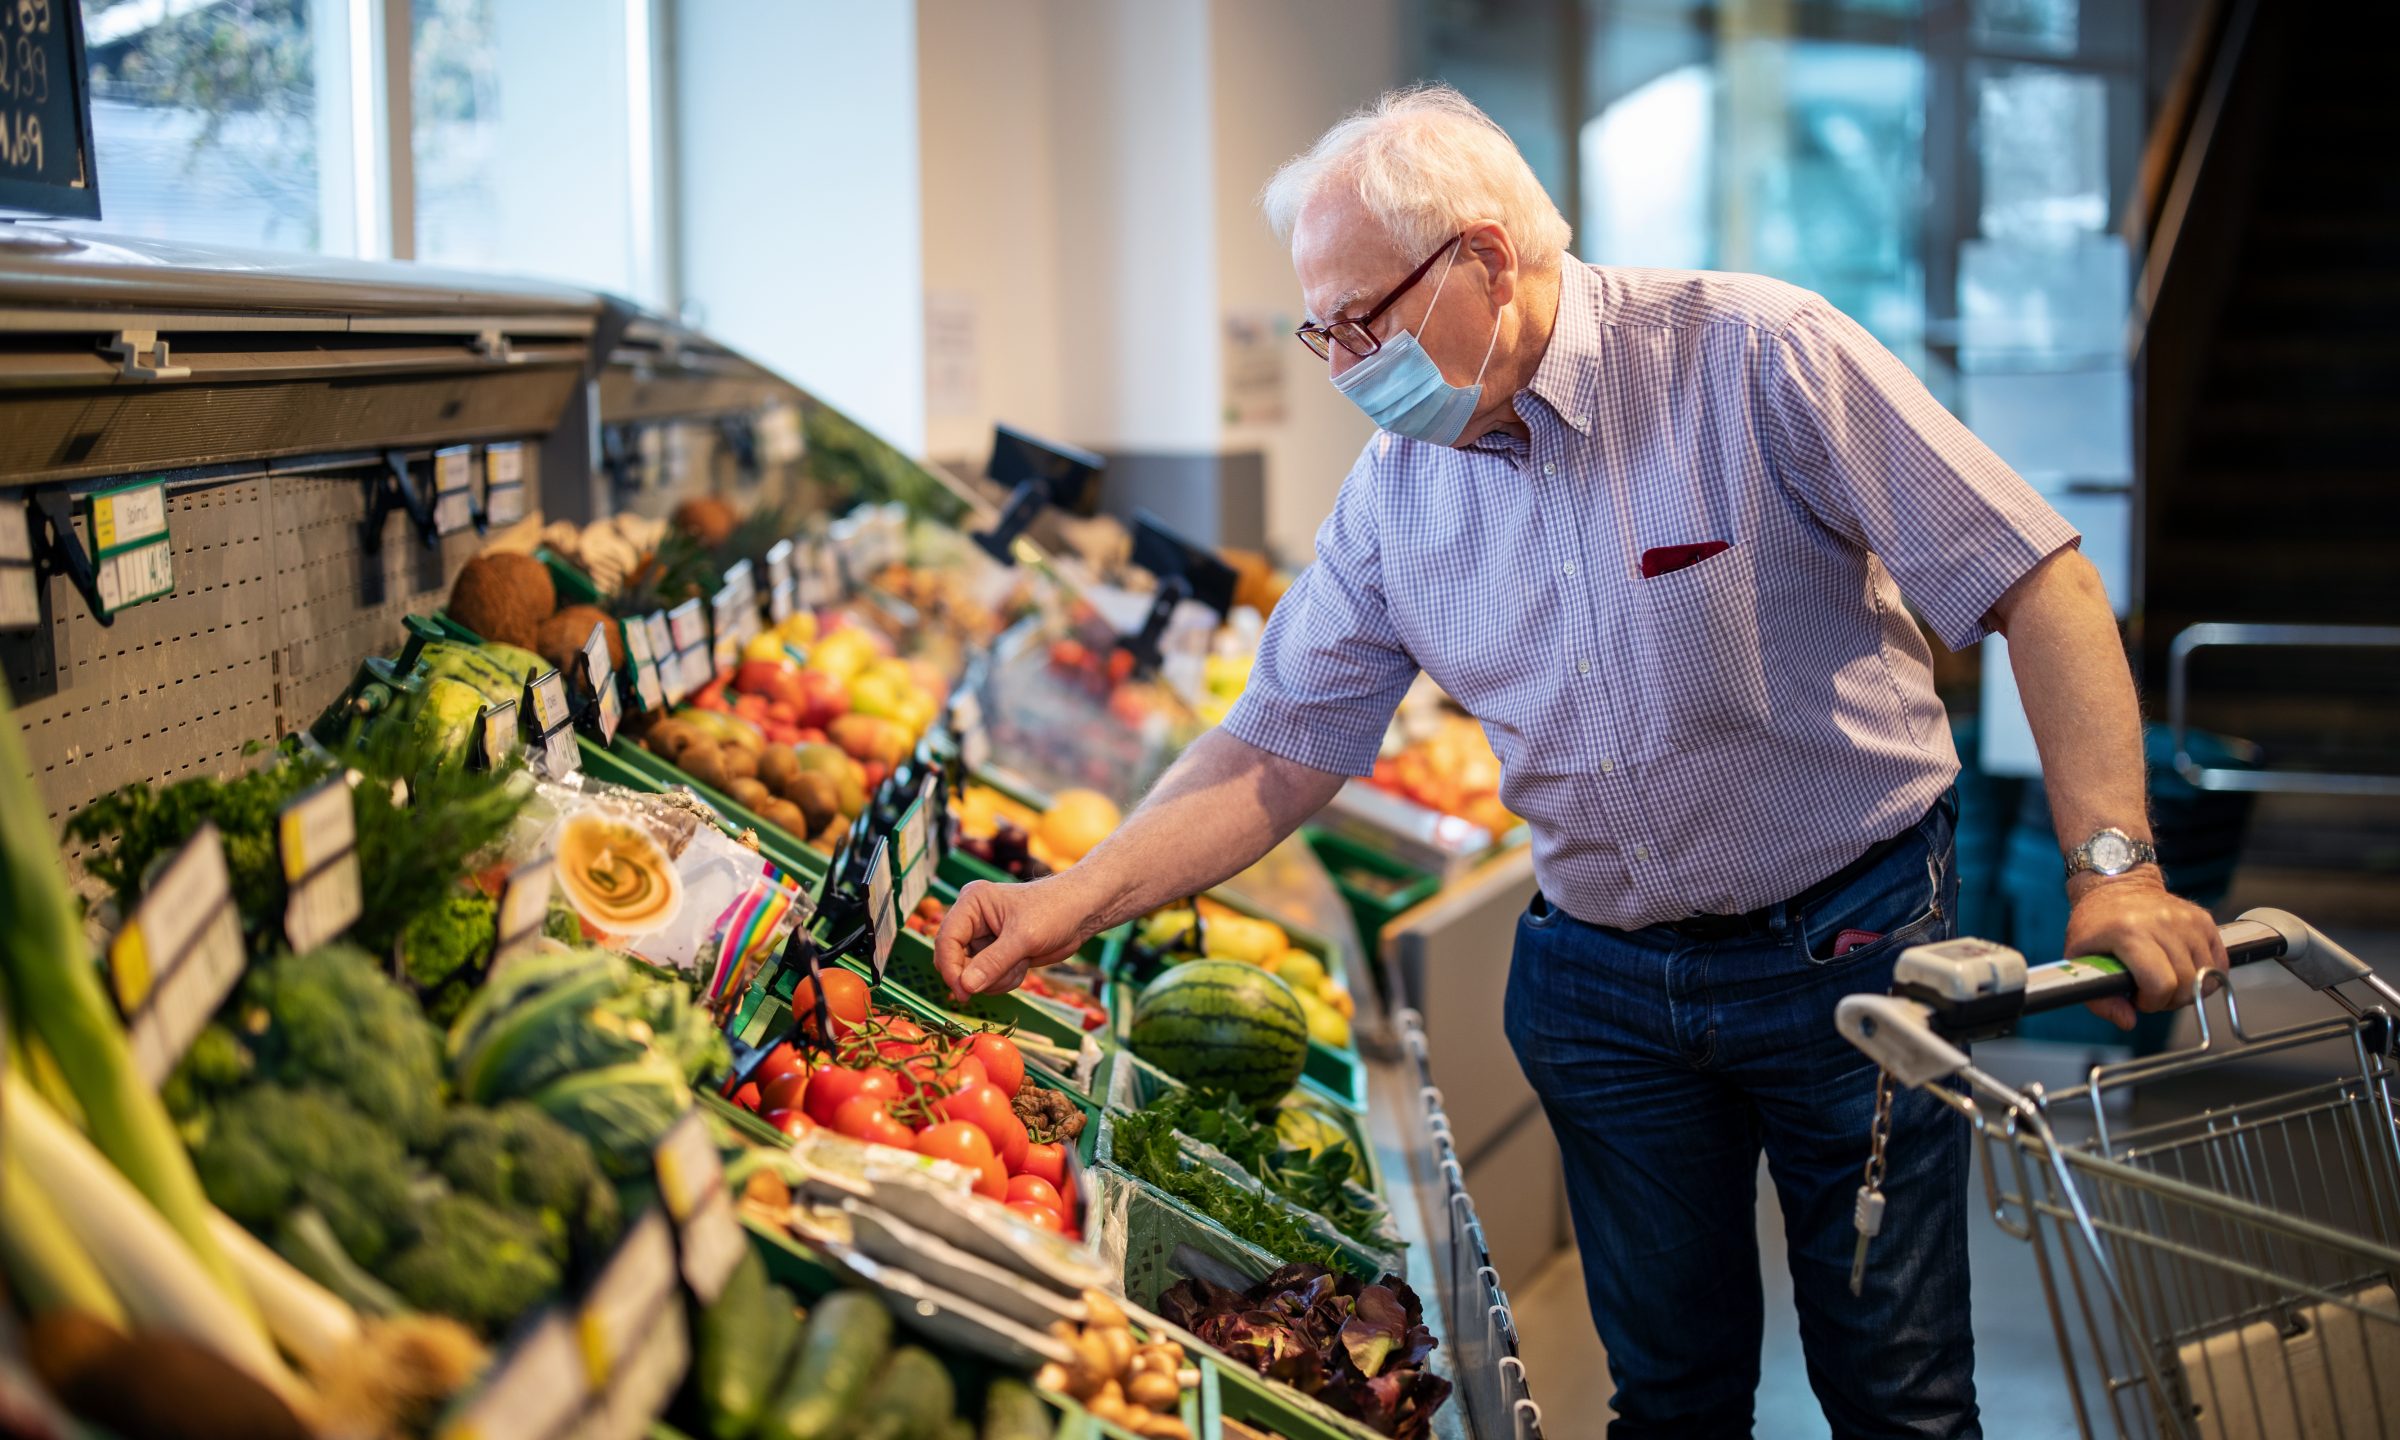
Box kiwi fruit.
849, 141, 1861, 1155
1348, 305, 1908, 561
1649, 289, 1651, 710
646, 717, 701, 762
720, 746, 758, 781
756, 746, 802, 794
789, 771, 840, 834
680, 741, 730, 791
757, 798, 808, 835
727, 777, 771, 810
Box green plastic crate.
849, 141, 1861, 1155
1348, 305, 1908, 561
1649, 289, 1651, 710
1091, 1107, 1399, 1282
1102, 905, 1368, 1113
1202, 1355, 1397, 1440
534, 546, 604, 607
1302, 827, 1440, 968
1094, 1049, 1384, 1207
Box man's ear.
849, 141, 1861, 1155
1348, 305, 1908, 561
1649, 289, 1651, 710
1465, 222, 1519, 309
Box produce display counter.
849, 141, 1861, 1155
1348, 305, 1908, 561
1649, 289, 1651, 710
0, 235, 1553, 1440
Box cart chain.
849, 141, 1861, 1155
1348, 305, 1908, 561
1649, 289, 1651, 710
1848, 1068, 1895, 1297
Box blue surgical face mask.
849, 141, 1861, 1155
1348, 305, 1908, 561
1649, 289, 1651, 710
1330, 241, 1505, 447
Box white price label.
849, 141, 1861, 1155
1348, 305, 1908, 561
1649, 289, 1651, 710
433, 447, 476, 535
528, 670, 572, 734
579, 624, 618, 744
865, 838, 896, 972
279, 779, 361, 953
495, 854, 555, 961
768, 580, 794, 625
478, 700, 520, 770
765, 539, 793, 592
96, 540, 173, 613
486, 442, 526, 488
0, 504, 37, 631
437, 1309, 586, 1440
650, 1110, 723, 1224
898, 797, 928, 877
898, 852, 931, 920
674, 647, 709, 704
543, 726, 580, 779
582, 1301, 689, 1440
758, 403, 803, 465
577, 1210, 678, 1391
667, 599, 707, 652
90, 481, 167, 552
620, 620, 663, 713
111, 825, 246, 1087
677, 1193, 747, 1304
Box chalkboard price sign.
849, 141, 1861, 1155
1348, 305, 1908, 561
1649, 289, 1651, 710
0, 0, 99, 221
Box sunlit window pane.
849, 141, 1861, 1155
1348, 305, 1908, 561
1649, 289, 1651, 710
1972, 0, 2079, 55
68, 0, 324, 249
1976, 64, 2107, 238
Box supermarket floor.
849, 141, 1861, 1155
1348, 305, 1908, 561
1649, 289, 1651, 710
1508, 934, 2400, 1438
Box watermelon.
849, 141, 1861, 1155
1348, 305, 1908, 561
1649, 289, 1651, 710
1128, 960, 1309, 1105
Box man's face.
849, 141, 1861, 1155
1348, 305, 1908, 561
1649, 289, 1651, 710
1292, 191, 1492, 387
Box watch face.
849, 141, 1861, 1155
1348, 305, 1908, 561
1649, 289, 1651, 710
2090, 831, 2135, 873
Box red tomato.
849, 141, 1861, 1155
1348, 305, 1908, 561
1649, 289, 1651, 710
975, 1153, 1009, 1201
833, 1096, 914, 1149
1005, 1200, 1062, 1232
751, 1042, 810, 1089
938, 1082, 1017, 1151
872, 1015, 930, 1063
899, 1051, 985, 1100
805, 1066, 898, 1127
759, 1070, 810, 1116
791, 971, 872, 1043
965, 1034, 1025, 1097
728, 1081, 761, 1112
760, 1108, 813, 1138
1004, 1174, 1063, 1213
992, 1110, 1029, 1174
1020, 1141, 1066, 1190
914, 1120, 996, 1170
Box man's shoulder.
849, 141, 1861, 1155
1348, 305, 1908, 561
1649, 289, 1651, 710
1580, 262, 1821, 336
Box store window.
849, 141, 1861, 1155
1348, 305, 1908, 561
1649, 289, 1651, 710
409, 0, 666, 305
68, 0, 328, 250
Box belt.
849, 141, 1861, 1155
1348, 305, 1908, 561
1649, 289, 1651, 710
1661, 821, 1922, 941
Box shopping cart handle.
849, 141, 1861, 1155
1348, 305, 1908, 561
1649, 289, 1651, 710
1835, 993, 1971, 1086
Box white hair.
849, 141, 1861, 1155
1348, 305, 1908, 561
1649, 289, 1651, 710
1261, 85, 1572, 272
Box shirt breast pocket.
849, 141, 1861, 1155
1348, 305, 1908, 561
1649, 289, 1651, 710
1627, 542, 1772, 762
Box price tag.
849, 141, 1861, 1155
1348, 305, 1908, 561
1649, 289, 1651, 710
758, 402, 803, 465
483, 442, 528, 527
667, 598, 708, 653
709, 582, 741, 674
897, 788, 929, 878
582, 1300, 690, 1440
432, 446, 477, 535
494, 854, 555, 962
767, 579, 794, 625
578, 623, 620, 745
89, 479, 167, 554
475, 700, 520, 771
676, 1192, 747, 1304
110, 824, 246, 1087
864, 837, 897, 975
0, 502, 38, 631
278, 778, 362, 953
524, 670, 581, 779
765, 539, 794, 594
651, 1110, 723, 1223
577, 1210, 677, 1391
621, 616, 665, 713
436, 1309, 585, 1440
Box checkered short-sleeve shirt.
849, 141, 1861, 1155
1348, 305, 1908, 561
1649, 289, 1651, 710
1222, 259, 2080, 930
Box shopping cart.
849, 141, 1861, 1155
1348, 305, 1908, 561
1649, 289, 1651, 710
1838, 909, 2400, 1440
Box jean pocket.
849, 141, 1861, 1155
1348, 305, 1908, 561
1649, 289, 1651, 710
1522, 891, 1562, 930
1628, 543, 1772, 762
1800, 840, 1946, 967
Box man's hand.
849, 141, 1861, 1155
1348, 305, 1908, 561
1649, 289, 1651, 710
933, 874, 1107, 1002
2063, 871, 2230, 1030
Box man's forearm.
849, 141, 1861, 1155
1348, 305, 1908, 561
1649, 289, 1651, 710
1053, 729, 1347, 931
1994, 548, 2153, 895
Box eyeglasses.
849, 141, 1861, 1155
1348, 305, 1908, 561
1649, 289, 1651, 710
1293, 236, 1462, 362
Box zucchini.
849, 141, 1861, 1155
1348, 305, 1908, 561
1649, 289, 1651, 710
848, 1346, 955, 1440
696, 1248, 802, 1439
981, 1379, 1052, 1440
760, 1289, 893, 1440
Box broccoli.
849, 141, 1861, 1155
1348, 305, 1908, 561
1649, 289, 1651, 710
399, 892, 498, 1025
243, 944, 448, 1148
193, 1085, 424, 1266
433, 1102, 623, 1267
383, 1193, 562, 1337
161, 1022, 253, 1122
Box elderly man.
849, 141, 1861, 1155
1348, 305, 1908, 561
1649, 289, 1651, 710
936, 86, 2224, 1438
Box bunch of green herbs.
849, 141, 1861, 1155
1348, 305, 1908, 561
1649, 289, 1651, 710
1110, 1104, 1346, 1272
1138, 1089, 1394, 1250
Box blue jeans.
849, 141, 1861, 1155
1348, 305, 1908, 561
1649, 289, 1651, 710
1504, 794, 1975, 1440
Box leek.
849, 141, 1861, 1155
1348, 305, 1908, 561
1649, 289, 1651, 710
0, 684, 259, 1329
0, 1131, 124, 1325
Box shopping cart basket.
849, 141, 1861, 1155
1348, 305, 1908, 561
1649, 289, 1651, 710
1838, 909, 2400, 1440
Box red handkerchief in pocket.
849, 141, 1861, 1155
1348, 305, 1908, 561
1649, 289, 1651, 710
1639, 540, 1731, 580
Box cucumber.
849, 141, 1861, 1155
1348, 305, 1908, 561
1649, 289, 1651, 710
696, 1249, 802, 1439
938, 1420, 976, 1440
760, 1289, 893, 1440
980, 1379, 1052, 1440
847, 1346, 955, 1440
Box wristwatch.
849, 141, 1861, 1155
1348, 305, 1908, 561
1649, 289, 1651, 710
2065, 827, 2158, 880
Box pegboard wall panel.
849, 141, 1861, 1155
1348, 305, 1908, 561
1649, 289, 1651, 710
7, 457, 512, 872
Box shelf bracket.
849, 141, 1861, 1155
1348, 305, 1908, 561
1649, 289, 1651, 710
367, 452, 439, 550
28, 489, 112, 626
99, 330, 192, 382
472, 328, 518, 365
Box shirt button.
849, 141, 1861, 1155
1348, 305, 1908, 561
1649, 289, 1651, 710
1578, 660, 1591, 675
1633, 844, 1650, 862
1562, 561, 1576, 576
1543, 463, 1557, 476
1600, 758, 1614, 773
